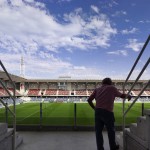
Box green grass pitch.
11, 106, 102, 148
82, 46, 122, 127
0, 103, 150, 126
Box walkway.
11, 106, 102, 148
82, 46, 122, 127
17, 131, 110, 150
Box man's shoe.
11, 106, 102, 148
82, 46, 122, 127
115, 145, 119, 150
111, 145, 119, 150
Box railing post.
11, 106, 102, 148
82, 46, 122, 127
141, 102, 144, 116
0, 60, 16, 150
40, 102, 42, 128
12, 83, 16, 150
74, 103, 77, 129
122, 35, 150, 150
122, 99, 125, 150
5, 102, 8, 124
124, 80, 150, 116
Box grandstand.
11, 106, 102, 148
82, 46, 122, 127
0, 64, 150, 150
0, 69, 150, 115
0, 71, 150, 99
0, 70, 150, 127
0, 70, 149, 120
0, 28, 149, 150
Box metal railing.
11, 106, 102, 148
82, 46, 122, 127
122, 35, 150, 150
0, 60, 16, 150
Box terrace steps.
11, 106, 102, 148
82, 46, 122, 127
116, 109, 150, 150
0, 123, 23, 150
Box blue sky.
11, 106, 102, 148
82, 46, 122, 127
0, 0, 149, 79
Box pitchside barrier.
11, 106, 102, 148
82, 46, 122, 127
0, 100, 150, 131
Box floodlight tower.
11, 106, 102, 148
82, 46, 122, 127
20, 56, 25, 77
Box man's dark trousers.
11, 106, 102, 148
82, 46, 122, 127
95, 108, 117, 150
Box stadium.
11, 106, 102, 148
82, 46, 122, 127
0, 37, 150, 150
0, 1, 150, 150
0, 73, 150, 126
0, 52, 150, 150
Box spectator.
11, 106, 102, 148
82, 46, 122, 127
87, 77, 131, 150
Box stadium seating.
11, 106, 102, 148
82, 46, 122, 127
27, 89, 40, 96
81, 97, 88, 102
7, 88, 22, 96
69, 97, 80, 102
0, 98, 23, 107
87, 90, 94, 96
45, 89, 57, 95
118, 89, 127, 93
0, 87, 5, 96
0, 104, 2, 108
58, 90, 69, 95
132, 90, 147, 96
56, 97, 66, 103
145, 90, 150, 96
75, 90, 87, 96
0, 88, 22, 97
0, 87, 9, 96
43, 97, 55, 102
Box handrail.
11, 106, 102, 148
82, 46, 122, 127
123, 35, 150, 90
125, 57, 150, 97
0, 79, 16, 102
124, 80, 150, 117
122, 35, 150, 150
0, 60, 16, 150
0, 60, 16, 89
0, 98, 15, 117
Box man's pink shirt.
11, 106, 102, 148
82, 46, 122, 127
89, 85, 122, 112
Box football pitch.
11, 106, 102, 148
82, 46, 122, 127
0, 103, 150, 126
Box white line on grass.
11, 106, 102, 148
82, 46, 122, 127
17, 104, 48, 122
17, 110, 40, 122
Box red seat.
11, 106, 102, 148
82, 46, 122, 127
45, 89, 57, 95
28, 89, 40, 96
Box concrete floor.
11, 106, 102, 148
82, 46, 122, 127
17, 131, 110, 150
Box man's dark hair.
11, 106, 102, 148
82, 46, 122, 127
102, 78, 112, 85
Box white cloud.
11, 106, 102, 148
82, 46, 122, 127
122, 28, 138, 34
73, 66, 86, 70
60, 67, 107, 79
58, 0, 72, 2
108, 0, 118, 8
139, 20, 150, 24
0, 51, 107, 79
139, 20, 144, 23
112, 0, 118, 5
146, 20, 150, 23
8, 0, 24, 6
0, 48, 108, 79
125, 19, 130, 22
0, 51, 72, 78
5, 0, 45, 8
0, 0, 119, 79
0, 0, 117, 55
131, 3, 136, 7
129, 68, 150, 80
112, 10, 127, 17
1, 50, 149, 80
24, 0, 34, 2
126, 39, 144, 52
107, 50, 128, 56
91, 5, 99, 14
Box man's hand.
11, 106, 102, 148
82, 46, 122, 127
87, 99, 95, 110
127, 95, 132, 101
121, 94, 132, 101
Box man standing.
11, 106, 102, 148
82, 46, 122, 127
87, 78, 131, 150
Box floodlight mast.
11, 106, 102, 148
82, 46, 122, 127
20, 56, 25, 77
